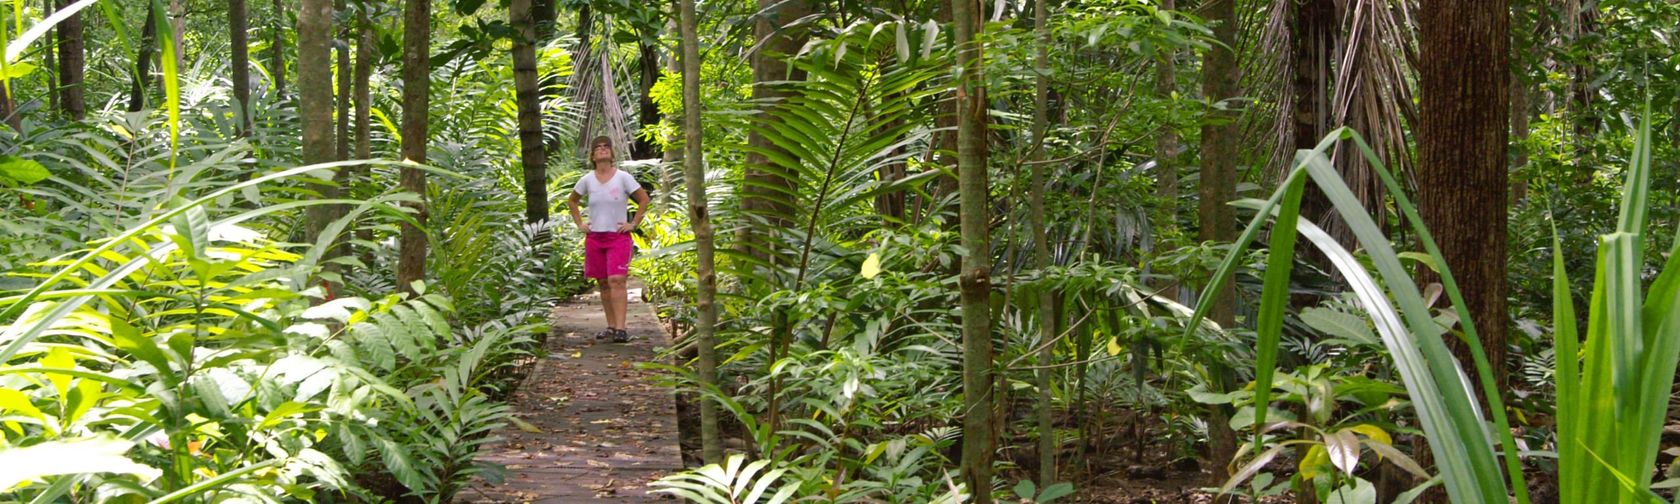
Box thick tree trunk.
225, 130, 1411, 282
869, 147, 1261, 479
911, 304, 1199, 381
633, 40, 661, 160
397, 0, 431, 294
1198, 0, 1240, 487
511, 0, 547, 223
1418, 0, 1508, 406
532, 0, 557, 40
952, 0, 993, 501
272, 0, 287, 98
129, 7, 159, 112
336, 0, 351, 161
300, 0, 337, 245
1290, 0, 1333, 227
230, 0, 251, 135
743, 0, 810, 434
677, 0, 720, 464
1031, 0, 1056, 487
739, 0, 809, 249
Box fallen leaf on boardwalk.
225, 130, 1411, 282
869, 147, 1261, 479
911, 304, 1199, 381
586, 459, 610, 467
590, 419, 613, 424
507, 416, 543, 433
571, 352, 582, 358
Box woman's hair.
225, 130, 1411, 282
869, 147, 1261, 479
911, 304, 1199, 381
590, 136, 612, 151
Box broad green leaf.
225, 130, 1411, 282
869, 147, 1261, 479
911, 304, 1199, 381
0, 155, 48, 185
0, 436, 161, 490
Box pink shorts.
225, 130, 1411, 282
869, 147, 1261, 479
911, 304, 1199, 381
583, 232, 633, 279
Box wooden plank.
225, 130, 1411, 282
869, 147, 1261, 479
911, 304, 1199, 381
468, 283, 684, 503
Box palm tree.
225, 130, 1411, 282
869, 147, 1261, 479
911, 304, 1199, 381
511, 0, 547, 224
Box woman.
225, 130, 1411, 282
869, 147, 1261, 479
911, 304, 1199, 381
566, 136, 651, 342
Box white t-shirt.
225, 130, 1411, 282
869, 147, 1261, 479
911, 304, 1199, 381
573, 168, 643, 233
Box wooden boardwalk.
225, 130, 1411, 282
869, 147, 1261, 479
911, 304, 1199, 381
466, 284, 684, 503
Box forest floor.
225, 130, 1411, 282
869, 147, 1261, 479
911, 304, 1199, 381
465, 283, 683, 503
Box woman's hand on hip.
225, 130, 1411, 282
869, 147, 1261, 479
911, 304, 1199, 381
615, 222, 635, 233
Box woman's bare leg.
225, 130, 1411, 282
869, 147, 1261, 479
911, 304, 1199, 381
607, 275, 629, 329
598, 279, 615, 329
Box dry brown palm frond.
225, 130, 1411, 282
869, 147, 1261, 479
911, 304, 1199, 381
1242, 0, 1418, 247
567, 20, 633, 162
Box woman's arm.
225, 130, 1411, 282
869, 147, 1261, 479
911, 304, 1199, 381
621, 188, 651, 232
567, 191, 585, 230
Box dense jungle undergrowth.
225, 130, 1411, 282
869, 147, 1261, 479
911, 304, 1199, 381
5, 0, 1680, 503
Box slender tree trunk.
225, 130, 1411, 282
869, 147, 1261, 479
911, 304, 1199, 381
300, 0, 337, 245
952, 0, 993, 501
56, 0, 85, 121
677, 0, 720, 464
336, 0, 350, 161
512, 0, 547, 223
1418, 0, 1508, 407
129, 7, 159, 112
169, 0, 185, 73
1031, 0, 1056, 487
271, 0, 287, 99
1198, 0, 1240, 487
45, 23, 57, 116
0, 87, 19, 131
354, 8, 371, 160
353, 6, 373, 260
231, 0, 252, 135
1153, 0, 1179, 302
396, 0, 431, 294
633, 39, 661, 160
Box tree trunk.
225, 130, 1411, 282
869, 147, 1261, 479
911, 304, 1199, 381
1290, 0, 1333, 227
743, 0, 809, 434
1418, 0, 1508, 407
677, 0, 720, 465
230, 0, 251, 135
336, 0, 351, 161
355, 8, 371, 160
512, 0, 547, 223
271, 0, 287, 99
633, 39, 661, 160
532, 0, 557, 40
300, 0, 337, 245
1031, 0, 1056, 487
1153, 0, 1180, 303
0, 86, 19, 132
740, 0, 809, 254
397, 0, 431, 294
56, 0, 85, 121
129, 7, 159, 112
46, 23, 56, 116
353, 6, 373, 260
1198, 0, 1240, 487
952, 0, 993, 501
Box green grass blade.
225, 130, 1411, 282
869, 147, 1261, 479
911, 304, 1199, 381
1551, 224, 1585, 502
1246, 157, 1307, 452
151, 0, 180, 169
1342, 131, 1529, 503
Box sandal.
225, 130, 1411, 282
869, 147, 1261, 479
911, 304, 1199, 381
593, 328, 615, 340
611, 328, 631, 343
